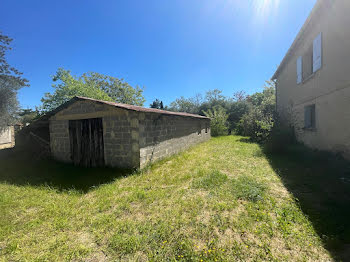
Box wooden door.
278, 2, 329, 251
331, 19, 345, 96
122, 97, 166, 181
69, 118, 104, 167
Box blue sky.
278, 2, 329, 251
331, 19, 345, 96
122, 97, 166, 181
1, 0, 316, 109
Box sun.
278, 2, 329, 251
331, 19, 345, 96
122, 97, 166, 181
251, 0, 280, 18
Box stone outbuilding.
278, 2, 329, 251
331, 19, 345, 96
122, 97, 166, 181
49, 96, 211, 168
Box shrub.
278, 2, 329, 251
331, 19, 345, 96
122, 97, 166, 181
236, 107, 274, 143
227, 100, 250, 133
235, 81, 276, 142
204, 106, 229, 137
264, 118, 296, 154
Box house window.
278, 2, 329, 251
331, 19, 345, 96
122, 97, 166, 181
304, 104, 316, 130
297, 33, 322, 84
303, 45, 313, 79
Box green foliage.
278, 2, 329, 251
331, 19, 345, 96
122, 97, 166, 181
0, 32, 29, 129
227, 99, 250, 132
236, 81, 276, 142
264, 118, 296, 153
150, 99, 164, 109
237, 107, 274, 142
167, 85, 275, 137
40, 68, 145, 113
84, 71, 145, 106
204, 89, 226, 105
18, 108, 40, 125
198, 89, 231, 117
204, 106, 228, 137
168, 94, 203, 114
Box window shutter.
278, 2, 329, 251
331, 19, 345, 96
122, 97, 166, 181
313, 33, 322, 72
304, 106, 311, 128
310, 105, 316, 128
297, 56, 303, 84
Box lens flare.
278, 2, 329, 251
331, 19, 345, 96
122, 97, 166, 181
251, 0, 280, 18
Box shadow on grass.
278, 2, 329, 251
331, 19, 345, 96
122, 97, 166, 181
237, 137, 257, 144
262, 144, 350, 261
0, 148, 134, 193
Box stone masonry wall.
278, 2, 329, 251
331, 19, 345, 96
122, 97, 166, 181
139, 113, 210, 168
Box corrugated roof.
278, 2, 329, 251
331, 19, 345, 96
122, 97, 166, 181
272, 0, 328, 80
51, 96, 209, 119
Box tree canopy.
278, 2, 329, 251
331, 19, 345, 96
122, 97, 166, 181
40, 68, 145, 113
166, 81, 276, 138
150, 99, 164, 109
0, 32, 29, 129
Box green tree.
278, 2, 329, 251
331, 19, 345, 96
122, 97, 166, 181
40, 68, 145, 113
82, 71, 145, 106
204, 106, 228, 137
237, 81, 276, 142
227, 99, 250, 133
150, 99, 164, 109
0, 32, 29, 129
18, 108, 40, 125
205, 89, 226, 104
199, 89, 231, 116
168, 95, 202, 114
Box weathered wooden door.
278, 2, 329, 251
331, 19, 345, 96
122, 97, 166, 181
69, 118, 105, 167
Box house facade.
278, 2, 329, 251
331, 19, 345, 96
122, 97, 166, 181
272, 0, 350, 158
49, 96, 210, 168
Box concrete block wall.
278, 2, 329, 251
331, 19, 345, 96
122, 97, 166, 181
103, 111, 139, 168
139, 113, 210, 168
49, 120, 70, 162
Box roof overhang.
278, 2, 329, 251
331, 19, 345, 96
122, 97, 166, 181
42, 96, 210, 120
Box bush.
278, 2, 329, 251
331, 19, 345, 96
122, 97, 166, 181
227, 100, 250, 133
264, 118, 296, 154
204, 106, 229, 137
236, 107, 274, 143
235, 81, 276, 142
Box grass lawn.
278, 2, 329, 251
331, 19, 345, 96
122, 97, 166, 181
0, 136, 349, 261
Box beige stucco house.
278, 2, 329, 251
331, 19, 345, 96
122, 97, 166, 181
272, 0, 350, 159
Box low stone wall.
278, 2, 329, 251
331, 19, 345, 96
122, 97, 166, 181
139, 113, 210, 168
